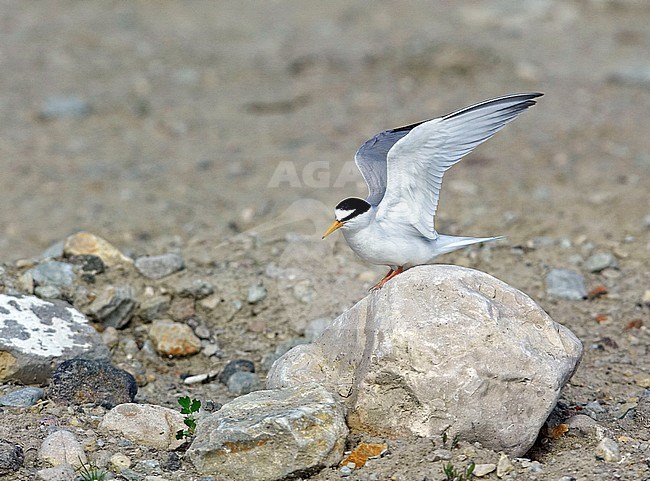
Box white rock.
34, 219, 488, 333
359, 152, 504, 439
0, 294, 109, 383
38, 430, 87, 467
187, 383, 348, 481
268, 266, 583, 457
473, 463, 497, 477
99, 403, 185, 450
497, 453, 515, 477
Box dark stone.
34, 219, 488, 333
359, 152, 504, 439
218, 359, 255, 385
162, 451, 182, 471
48, 358, 137, 408
0, 439, 24, 474
69, 255, 106, 275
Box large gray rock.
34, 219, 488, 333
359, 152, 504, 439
187, 383, 348, 481
267, 265, 583, 457
0, 294, 109, 384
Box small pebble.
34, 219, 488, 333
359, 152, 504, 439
247, 284, 267, 304
110, 452, 131, 470
87, 285, 138, 329
34, 285, 62, 299
585, 252, 617, 273
168, 297, 195, 320
527, 460, 543, 473
586, 400, 606, 414
134, 459, 160, 472
69, 254, 105, 275
227, 371, 261, 395
102, 326, 120, 349
595, 437, 621, 462
218, 359, 255, 385
183, 373, 210, 385
161, 452, 181, 472
63, 231, 132, 266
27, 261, 76, 288
39, 96, 92, 119
472, 463, 496, 477
565, 414, 599, 435
557, 476, 576, 481
135, 254, 184, 280
545, 268, 587, 300
148, 320, 202, 357
137, 296, 171, 322
340, 465, 353, 476
120, 468, 144, 481
0, 387, 45, 407
173, 278, 214, 299
431, 448, 452, 461
496, 453, 514, 478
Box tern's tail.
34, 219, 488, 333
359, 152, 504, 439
435, 234, 505, 256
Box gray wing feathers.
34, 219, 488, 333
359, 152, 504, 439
378, 93, 542, 239
354, 122, 426, 206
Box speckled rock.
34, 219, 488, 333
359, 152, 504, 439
0, 439, 24, 475
63, 231, 132, 267
187, 383, 348, 480
48, 358, 137, 408
268, 265, 583, 457
135, 253, 184, 279
0, 294, 109, 384
38, 430, 87, 467
149, 320, 201, 357
99, 403, 185, 450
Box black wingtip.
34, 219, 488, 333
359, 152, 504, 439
443, 92, 544, 121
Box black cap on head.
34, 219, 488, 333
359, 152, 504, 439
335, 197, 371, 221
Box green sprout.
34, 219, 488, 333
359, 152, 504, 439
176, 396, 201, 440
77, 457, 108, 481
441, 461, 475, 481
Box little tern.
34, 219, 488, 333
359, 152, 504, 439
322, 92, 543, 290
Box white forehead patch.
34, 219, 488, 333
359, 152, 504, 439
335, 209, 355, 221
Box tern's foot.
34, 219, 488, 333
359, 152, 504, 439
369, 267, 404, 291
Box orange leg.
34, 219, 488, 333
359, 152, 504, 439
370, 266, 404, 291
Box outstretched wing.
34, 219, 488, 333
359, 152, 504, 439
354, 121, 426, 206
377, 93, 543, 239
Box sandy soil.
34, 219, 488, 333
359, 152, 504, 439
0, 1, 649, 480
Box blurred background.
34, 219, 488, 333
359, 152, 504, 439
1, 0, 648, 260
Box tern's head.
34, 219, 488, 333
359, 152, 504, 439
322, 197, 371, 238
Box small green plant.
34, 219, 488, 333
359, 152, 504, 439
176, 395, 201, 440
77, 457, 108, 481
441, 461, 475, 481
441, 428, 460, 449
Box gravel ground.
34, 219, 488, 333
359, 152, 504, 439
0, 1, 649, 480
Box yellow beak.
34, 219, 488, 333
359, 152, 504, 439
322, 220, 344, 239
